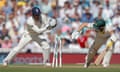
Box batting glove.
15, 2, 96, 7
71, 31, 81, 39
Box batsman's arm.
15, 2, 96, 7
77, 23, 89, 32
72, 23, 93, 39
72, 23, 88, 39
77, 23, 94, 32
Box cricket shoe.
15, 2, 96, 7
44, 63, 51, 66
102, 64, 109, 68
84, 64, 88, 68
84, 62, 90, 68
3, 60, 8, 67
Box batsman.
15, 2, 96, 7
72, 18, 117, 68
3, 7, 57, 66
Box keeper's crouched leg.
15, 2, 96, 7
3, 47, 20, 64
41, 41, 51, 66
3, 33, 32, 66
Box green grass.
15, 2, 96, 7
0, 64, 120, 72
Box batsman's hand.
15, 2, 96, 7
71, 31, 80, 39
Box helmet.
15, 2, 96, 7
32, 7, 41, 16
93, 19, 106, 29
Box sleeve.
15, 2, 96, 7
32, 24, 48, 33
27, 17, 48, 33
27, 17, 56, 33
36, 17, 57, 33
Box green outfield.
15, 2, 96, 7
0, 64, 120, 72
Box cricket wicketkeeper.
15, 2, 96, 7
3, 7, 57, 66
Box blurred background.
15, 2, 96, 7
0, 0, 120, 64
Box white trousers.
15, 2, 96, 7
102, 42, 113, 67
3, 33, 50, 64
102, 50, 113, 67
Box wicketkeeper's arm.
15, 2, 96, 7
31, 24, 48, 33
32, 19, 57, 33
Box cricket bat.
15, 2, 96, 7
94, 50, 107, 65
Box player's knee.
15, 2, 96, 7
13, 47, 21, 52
89, 48, 97, 54
41, 41, 50, 49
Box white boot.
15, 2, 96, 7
84, 63, 88, 68
102, 64, 109, 68
3, 60, 8, 67
42, 48, 51, 66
